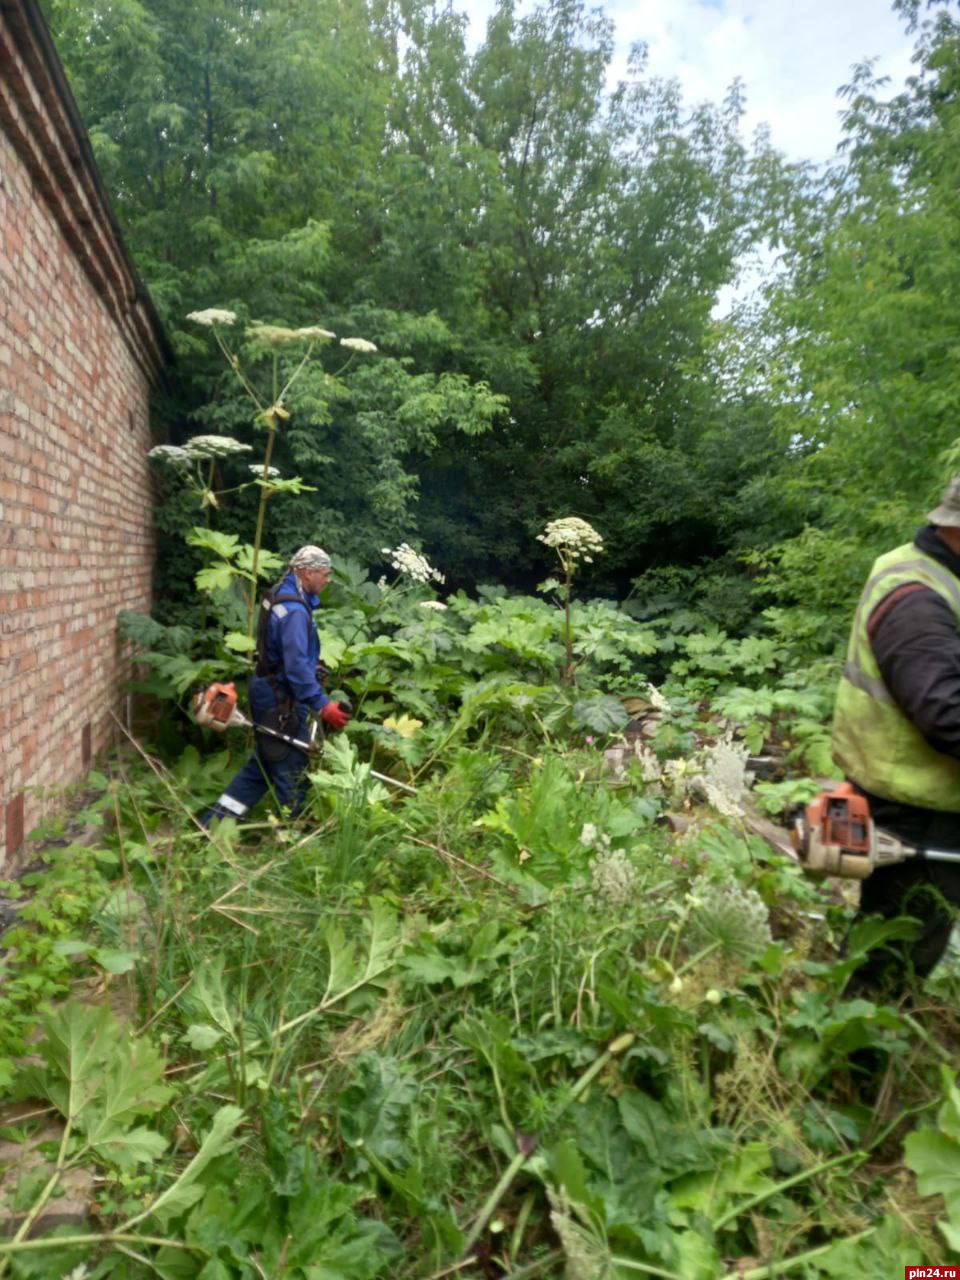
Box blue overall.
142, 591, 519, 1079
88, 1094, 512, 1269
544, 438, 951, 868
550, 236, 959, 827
203, 573, 330, 824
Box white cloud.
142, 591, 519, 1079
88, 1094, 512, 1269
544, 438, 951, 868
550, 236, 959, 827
461, 0, 917, 163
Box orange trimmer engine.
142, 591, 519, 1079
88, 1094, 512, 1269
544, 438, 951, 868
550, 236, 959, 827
792, 782, 874, 878
811, 782, 871, 854
193, 681, 246, 731
792, 780, 924, 879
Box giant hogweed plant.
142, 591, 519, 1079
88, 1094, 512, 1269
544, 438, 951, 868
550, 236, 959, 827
314, 568, 665, 775
153, 308, 379, 639
537, 516, 605, 684
125, 310, 380, 698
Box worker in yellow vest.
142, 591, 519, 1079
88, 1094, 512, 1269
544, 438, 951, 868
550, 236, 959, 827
832, 475, 960, 994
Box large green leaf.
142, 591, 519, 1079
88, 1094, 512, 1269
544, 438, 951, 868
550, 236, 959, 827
223, 631, 257, 653
130, 1104, 245, 1228
186, 528, 241, 559
195, 563, 240, 594
189, 958, 239, 1039
572, 695, 629, 734
21, 1002, 118, 1120
19, 1002, 170, 1171
669, 1141, 774, 1217
324, 898, 399, 1005
906, 1131, 960, 1220
89, 1124, 169, 1170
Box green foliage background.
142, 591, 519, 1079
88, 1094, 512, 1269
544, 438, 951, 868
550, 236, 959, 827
40, 0, 960, 627
28, 0, 785, 597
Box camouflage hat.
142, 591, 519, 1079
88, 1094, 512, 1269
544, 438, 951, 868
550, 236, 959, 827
289, 545, 332, 571
927, 476, 960, 528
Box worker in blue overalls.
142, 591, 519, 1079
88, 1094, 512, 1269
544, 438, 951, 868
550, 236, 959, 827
203, 545, 350, 824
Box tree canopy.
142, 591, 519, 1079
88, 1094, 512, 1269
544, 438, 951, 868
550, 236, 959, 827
40, 0, 960, 633
41, 0, 791, 590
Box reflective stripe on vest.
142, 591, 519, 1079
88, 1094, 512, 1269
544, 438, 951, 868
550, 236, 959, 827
841, 659, 895, 705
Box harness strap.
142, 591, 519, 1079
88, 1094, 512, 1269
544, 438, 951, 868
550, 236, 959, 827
255, 586, 308, 679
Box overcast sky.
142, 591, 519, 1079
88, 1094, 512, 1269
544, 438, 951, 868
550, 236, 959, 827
461, 0, 919, 164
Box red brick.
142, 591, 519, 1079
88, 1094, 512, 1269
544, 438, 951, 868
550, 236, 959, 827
0, 1, 166, 871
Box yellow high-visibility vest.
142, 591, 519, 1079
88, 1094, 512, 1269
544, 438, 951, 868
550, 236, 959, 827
832, 542, 960, 811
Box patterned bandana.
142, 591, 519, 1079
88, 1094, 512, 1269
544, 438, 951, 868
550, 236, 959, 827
288, 545, 332, 571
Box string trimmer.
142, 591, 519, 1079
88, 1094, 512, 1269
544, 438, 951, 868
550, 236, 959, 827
193, 681, 417, 795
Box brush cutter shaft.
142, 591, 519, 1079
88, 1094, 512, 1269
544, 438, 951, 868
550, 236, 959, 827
253, 716, 417, 793
245, 712, 313, 754
370, 770, 418, 795
195, 683, 417, 794
251, 717, 416, 792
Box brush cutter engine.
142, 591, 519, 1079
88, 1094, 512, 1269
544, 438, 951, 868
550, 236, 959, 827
792, 781, 960, 878
192, 682, 248, 731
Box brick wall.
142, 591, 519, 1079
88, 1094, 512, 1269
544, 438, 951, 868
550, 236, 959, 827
0, 0, 167, 868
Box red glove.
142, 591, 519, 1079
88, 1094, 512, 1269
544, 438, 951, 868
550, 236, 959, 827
320, 701, 350, 731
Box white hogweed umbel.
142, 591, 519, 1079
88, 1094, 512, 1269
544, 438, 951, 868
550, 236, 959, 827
645, 681, 673, 714
246, 323, 306, 347
296, 326, 336, 341
149, 436, 252, 470
246, 322, 337, 347
537, 517, 604, 570
148, 444, 193, 468
186, 308, 237, 327
590, 848, 640, 909
686, 874, 772, 964
381, 543, 445, 586
184, 435, 252, 459
698, 734, 751, 820
340, 337, 378, 353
